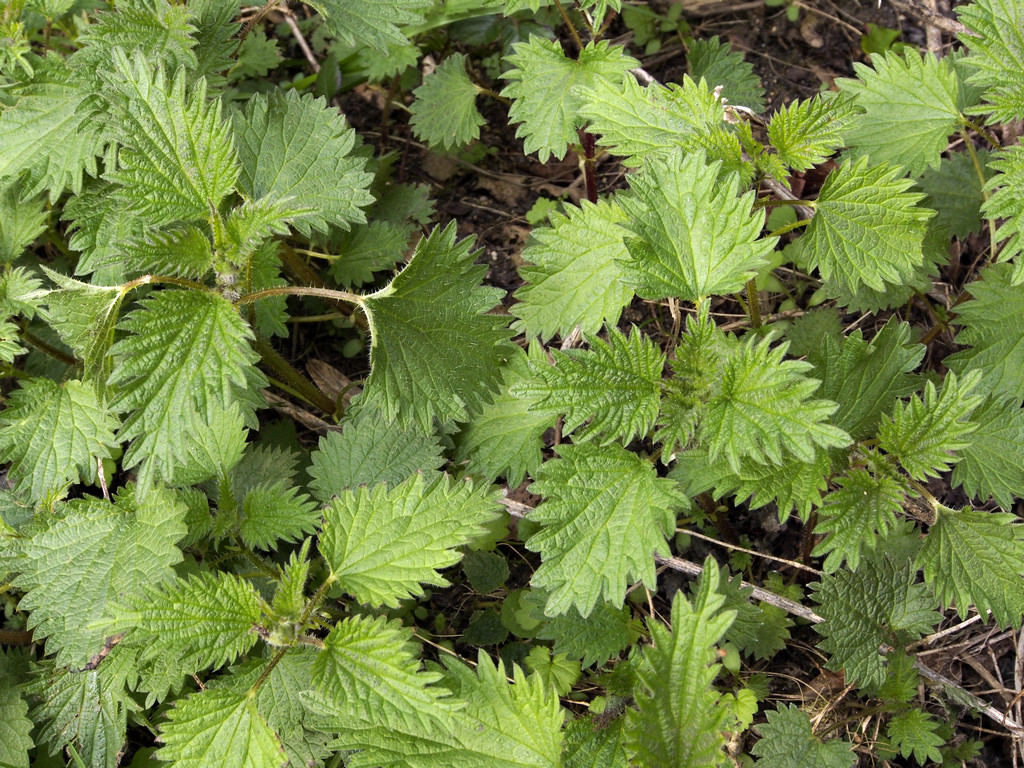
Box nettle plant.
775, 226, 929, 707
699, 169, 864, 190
1, 0, 1023, 765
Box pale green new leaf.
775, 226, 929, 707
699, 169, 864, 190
804, 157, 933, 302
0, 321, 24, 366
812, 469, 905, 573
410, 54, 485, 150
452, 343, 554, 486
501, 38, 638, 162
312, 615, 448, 730
886, 709, 944, 765
958, 0, 1024, 122
233, 89, 373, 236
44, 269, 124, 381
837, 50, 962, 175
878, 370, 983, 480
808, 317, 924, 440
0, 379, 117, 502
982, 143, 1024, 266
917, 506, 1024, 627
238, 481, 319, 551
512, 327, 664, 446
701, 334, 850, 471
510, 198, 633, 342
12, 486, 185, 668
109, 290, 261, 489
767, 94, 857, 173
625, 564, 736, 768
945, 263, 1024, 401
102, 49, 238, 226
752, 704, 856, 768
0, 266, 45, 319
0, 183, 46, 264
158, 690, 283, 768
577, 75, 726, 166
687, 36, 765, 113
321, 474, 501, 607
526, 443, 686, 617
617, 150, 775, 302
307, 0, 431, 53
231, 29, 282, 80
812, 552, 939, 688
0, 59, 105, 201
118, 571, 262, 671
952, 394, 1024, 508
361, 224, 517, 429
0, 651, 32, 768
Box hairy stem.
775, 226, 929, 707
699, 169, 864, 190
577, 128, 598, 203
253, 336, 338, 416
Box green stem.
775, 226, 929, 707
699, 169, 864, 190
552, 0, 584, 51
960, 127, 1000, 264
249, 647, 289, 696
744, 279, 763, 329
253, 336, 337, 416
767, 218, 812, 238
17, 322, 75, 366
236, 285, 364, 307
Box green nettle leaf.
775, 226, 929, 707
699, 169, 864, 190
687, 36, 765, 113
982, 143, 1024, 270
360, 224, 517, 429
129, 224, 215, 278
535, 600, 635, 667
158, 690, 283, 768
43, 268, 125, 381
308, 406, 445, 503
752, 704, 856, 768
624, 563, 736, 768
231, 29, 282, 80
501, 38, 638, 162
917, 506, 1024, 627
12, 486, 185, 668
306, 0, 431, 53
564, 717, 628, 768
409, 53, 485, 150
0, 378, 117, 502
62, 179, 141, 279
878, 369, 983, 480
0, 58, 105, 201
27, 645, 137, 768
693, 566, 792, 661
0, 651, 32, 768
320, 474, 501, 608
617, 150, 775, 302
233, 89, 374, 237
886, 709, 945, 765
117, 571, 263, 673
919, 148, 992, 239
701, 334, 850, 471
837, 50, 962, 175
0, 183, 47, 264
510, 198, 634, 342
766, 94, 858, 174
526, 442, 686, 617
512, 327, 665, 446
958, 0, 1024, 122
102, 49, 238, 227
452, 343, 555, 486
808, 317, 924, 440
577, 75, 725, 166
812, 552, 939, 689
951, 394, 1024, 508
238, 481, 320, 551
812, 469, 906, 573
804, 157, 934, 305
945, 263, 1024, 400
312, 614, 448, 730
109, 289, 262, 489
328, 219, 412, 288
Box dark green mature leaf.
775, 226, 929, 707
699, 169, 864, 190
526, 443, 686, 617
238, 481, 319, 551
512, 327, 664, 446
0, 650, 32, 768
320, 474, 501, 607
158, 690, 283, 768
945, 263, 1024, 401
752, 704, 856, 768
812, 552, 939, 689
329, 219, 412, 288
410, 53, 485, 150
13, 487, 185, 668
983, 143, 1024, 270
886, 709, 945, 765
837, 50, 962, 175
308, 0, 431, 53
63, 179, 141, 279
805, 157, 933, 305
808, 317, 924, 440
958, 0, 1024, 122
510, 199, 633, 342
453, 343, 555, 486
43, 268, 124, 381
617, 150, 775, 302
564, 717, 628, 768
812, 469, 905, 572
767, 94, 857, 173
917, 506, 1024, 627
308, 407, 444, 503
0, 183, 46, 264
625, 562, 736, 768
687, 36, 765, 113
109, 289, 262, 490
102, 49, 238, 227
535, 600, 635, 667
919, 149, 992, 239
361, 224, 517, 430
0, 378, 117, 502
233, 89, 373, 236
501, 38, 638, 162
952, 394, 1024, 507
